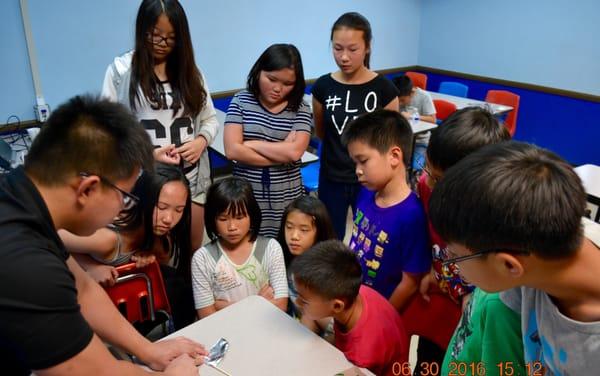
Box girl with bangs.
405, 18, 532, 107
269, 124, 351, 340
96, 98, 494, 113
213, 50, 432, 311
191, 177, 288, 319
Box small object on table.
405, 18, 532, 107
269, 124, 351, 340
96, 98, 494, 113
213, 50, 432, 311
204, 338, 231, 376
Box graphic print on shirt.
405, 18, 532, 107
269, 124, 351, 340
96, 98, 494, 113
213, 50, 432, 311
139, 85, 197, 174
523, 309, 567, 375
325, 90, 379, 135
349, 207, 389, 283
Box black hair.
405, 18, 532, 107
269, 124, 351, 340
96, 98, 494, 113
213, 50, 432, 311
330, 12, 372, 68
246, 43, 306, 112
392, 75, 413, 97
204, 177, 262, 242
342, 109, 413, 167
114, 163, 192, 277
130, 0, 206, 117
277, 196, 337, 267
429, 141, 586, 259
24, 94, 154, 185
290, 240, 362, 305
427, 107, 511, 172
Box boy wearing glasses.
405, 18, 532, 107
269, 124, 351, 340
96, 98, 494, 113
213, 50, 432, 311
430, 141, 600, 375
343, 110, 431, 312
0, 95, 204, 375
404, 107, 514, 375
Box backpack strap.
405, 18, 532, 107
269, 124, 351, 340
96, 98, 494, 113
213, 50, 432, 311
203, 240, 221, 263
253, 236, 270, 263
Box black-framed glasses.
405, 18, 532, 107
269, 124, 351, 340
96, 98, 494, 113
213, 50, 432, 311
442, 248, 530, 266
146, 30, 176, 47
79, 172, 140, 211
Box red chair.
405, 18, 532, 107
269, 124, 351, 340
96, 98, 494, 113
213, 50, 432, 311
433, 99, 457, 122
105, 261, 172, 333
405, 71, 428, 90
485, 90, 520, 137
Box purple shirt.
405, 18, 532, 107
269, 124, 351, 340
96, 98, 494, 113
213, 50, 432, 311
349, 188, 431, 299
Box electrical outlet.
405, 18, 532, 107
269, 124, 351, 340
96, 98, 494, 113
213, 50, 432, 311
34, 104, 50, 122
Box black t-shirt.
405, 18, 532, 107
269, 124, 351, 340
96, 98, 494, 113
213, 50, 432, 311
311, 73, 398, 183
0, 167, 93, 374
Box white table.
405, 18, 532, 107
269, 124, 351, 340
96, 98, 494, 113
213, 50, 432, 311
211, 109, 319, 165
428, 91, 513, 115
583, 217, 600, 247
163, 296, 373, 375
575, 164, 600, 221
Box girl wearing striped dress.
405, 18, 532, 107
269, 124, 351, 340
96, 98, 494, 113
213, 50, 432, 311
224, 44, 312, 237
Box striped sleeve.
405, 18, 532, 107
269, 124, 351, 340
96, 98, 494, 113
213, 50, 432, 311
191, 247, 218, 309
292, 101, 313, 133
263, 239, 289, 299
224, 92, 243, 125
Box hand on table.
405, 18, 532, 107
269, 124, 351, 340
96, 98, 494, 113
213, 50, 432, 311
141, 336, 207, 371
163, 354, 198, 376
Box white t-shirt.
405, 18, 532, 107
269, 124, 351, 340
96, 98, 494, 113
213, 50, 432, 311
191, 237, 288, 309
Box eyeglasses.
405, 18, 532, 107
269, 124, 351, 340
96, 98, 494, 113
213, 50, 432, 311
146, 30, 176, 47
79, 172, 140, 211
442, 247, 529, 266
416, 159, 441, 184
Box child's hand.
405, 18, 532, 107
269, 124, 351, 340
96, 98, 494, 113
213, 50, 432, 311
131, 251, 156, 269
285, 130, 297, 142
175, 136, 207, 164
419, 272, 437, 302
154, 144, 181, 165
163, 354, 198, 376
87, 263, 118, 287
258, 284, 274, 300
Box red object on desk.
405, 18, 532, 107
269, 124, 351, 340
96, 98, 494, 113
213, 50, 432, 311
105, 261, 172, 326
406, 71, 428, 90
485, 90, 520, 137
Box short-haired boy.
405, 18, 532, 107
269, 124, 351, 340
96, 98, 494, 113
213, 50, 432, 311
342, 109, 430, 311
0, 95, 203, 374
430, 141, 600, 375
405, 107, 515, 375
393, 74, 436, 171
291, 240, 408, 375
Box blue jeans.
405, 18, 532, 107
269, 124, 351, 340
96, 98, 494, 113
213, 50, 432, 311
318, 175, 361, 240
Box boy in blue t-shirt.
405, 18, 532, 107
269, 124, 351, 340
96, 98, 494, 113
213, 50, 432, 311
342, 109, 430, 311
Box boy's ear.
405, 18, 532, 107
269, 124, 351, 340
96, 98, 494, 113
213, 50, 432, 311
495, 253, 525, 279
389, 146, 403, 167
332, 298, 346, 314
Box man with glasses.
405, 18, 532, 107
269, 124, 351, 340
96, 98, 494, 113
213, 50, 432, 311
0, 95, 204, 375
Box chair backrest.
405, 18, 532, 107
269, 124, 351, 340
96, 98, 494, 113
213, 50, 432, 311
433, 99, 458, 122
405, 71, 428, 90
105, 261, 171, 324
485, 90, 520, 136
438, 81, 469, 98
